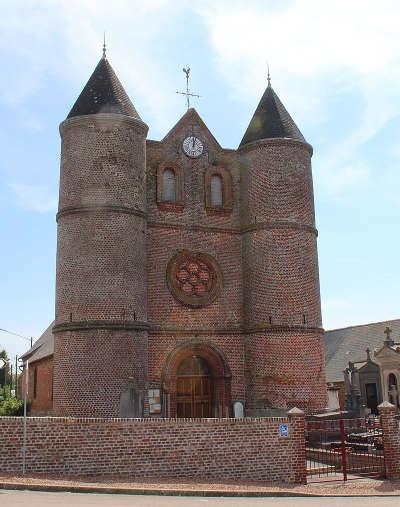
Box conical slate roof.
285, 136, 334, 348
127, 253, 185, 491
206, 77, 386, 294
67, 56, 141, 120
239, 82, 305, 147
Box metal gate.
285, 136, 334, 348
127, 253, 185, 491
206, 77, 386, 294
306, 416, 385, 482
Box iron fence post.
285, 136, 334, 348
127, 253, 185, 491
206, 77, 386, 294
339, 417, 348, 481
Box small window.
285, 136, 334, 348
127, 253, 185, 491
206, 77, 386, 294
162, 169, 176, 202
210, 175, 223, 207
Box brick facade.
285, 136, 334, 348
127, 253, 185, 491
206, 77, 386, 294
0, 414, 306, 483
379, 402, 400, 479
49, 59, 327, 417
22, 356, 53, 415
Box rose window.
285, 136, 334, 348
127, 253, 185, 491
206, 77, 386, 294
167, 251, 222, 307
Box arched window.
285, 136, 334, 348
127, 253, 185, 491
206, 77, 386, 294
162, 169, 176, 202
210, 174, 223, 207
204, 167, 232, 212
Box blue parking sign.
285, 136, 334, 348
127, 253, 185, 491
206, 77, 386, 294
279, 423, 289, 437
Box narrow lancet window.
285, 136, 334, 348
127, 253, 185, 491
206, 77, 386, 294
162, 169, 176, 202
210, 174, 223, 207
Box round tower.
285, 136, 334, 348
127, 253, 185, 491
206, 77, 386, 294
240, 80, 327, 414
53, 52, 148, 416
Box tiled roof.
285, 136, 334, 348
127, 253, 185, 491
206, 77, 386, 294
239, 82, 305, 147
21, 322, 54, 363
67, 56, 141, 120
324, 318, 400, 382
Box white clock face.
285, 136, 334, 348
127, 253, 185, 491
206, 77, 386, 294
182, 136, 204, 158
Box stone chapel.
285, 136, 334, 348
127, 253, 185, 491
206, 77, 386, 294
22, 49, 328, 417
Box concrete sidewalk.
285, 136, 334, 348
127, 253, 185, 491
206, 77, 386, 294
0, 475, 400, 497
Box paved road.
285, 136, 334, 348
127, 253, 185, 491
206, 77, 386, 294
0, 490, 399, 506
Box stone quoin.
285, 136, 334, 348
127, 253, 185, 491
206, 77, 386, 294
23, 49, 328, 417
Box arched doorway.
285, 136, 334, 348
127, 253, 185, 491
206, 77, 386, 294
162, 342, 232, 418
176, 356, 213, 418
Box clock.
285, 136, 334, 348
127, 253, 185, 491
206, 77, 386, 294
182, 136, 204, 158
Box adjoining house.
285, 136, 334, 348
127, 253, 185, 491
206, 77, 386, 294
20, 323, 53, 414
324, 319, 400, 414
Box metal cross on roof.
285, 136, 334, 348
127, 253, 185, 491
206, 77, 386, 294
384, 327, 392, 340
176, 67, 200, 110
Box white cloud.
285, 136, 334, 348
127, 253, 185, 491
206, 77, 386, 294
198, 0, 400, 192
0, 0, 185, 136
10, 183, 57, 213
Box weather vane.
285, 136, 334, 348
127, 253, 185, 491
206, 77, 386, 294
176, 67, 200, 110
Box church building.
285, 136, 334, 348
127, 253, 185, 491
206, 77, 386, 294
22, 49, 328, 418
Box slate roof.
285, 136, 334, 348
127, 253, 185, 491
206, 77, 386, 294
21, 322, 54, 363
239, 82, 305, 147
67, 56, 141, 120
324, 318, 400, 383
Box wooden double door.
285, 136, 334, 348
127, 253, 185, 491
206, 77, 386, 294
176, 375, 213, 418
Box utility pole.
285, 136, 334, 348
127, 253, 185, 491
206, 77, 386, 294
15, 355, 18, 397
22, 359, 29, 475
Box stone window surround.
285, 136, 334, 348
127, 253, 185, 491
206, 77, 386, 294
157, 162, 184, 211
204, 166, 233, 214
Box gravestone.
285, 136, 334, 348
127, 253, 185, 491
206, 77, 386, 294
119, 378, 143, 417
233, 401, 244, 418
327, 384, 340, 411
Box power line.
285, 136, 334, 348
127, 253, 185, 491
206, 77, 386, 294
0, 328, 32, 343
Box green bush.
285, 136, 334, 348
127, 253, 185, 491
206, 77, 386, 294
0, 397, 25, 416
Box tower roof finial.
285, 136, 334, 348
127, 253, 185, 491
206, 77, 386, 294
267, 64, 271, 87
102, 32, 107, 59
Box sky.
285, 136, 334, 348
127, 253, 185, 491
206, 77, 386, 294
1, 0, 399, 360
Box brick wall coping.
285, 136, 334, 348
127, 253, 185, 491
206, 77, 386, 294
0, 416, 289, 425
59, 113, 148, 135
238, 137, 313, 156
57, 205, 147, 222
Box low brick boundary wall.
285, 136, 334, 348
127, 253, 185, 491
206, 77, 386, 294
379, 402, 400, 480
0, 412, 306, 483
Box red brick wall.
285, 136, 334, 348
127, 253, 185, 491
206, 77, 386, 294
245, 330, 327, 413
240, 139, 327, 413
144, 113, 245, 416
0, 415, 305, 483
22, 356, 53, 415
54, 114, 148, 417
379, 403, 400, 479
52, 106, 327, 417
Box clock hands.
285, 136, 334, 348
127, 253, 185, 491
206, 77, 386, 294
183, 136, 203, 158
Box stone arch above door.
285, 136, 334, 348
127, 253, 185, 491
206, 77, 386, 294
161, 341, 232, 418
